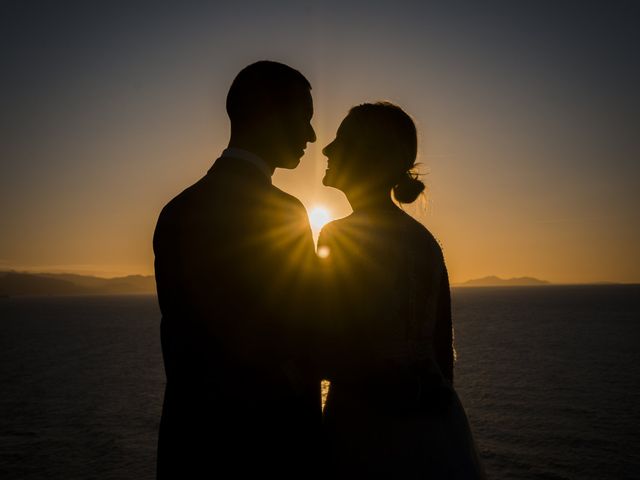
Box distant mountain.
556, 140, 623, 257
0, 271, 156, 296
458, 275, 550, 287
37, 273, 156, 294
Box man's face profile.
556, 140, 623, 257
226, 61, 316, 170
270, 88, 316, 170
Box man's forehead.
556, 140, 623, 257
303, 90, 313, 113
292, 86, 312, 105
286, 87, 313, 114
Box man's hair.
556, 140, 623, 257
226, 61, 311, 125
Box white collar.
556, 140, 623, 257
220, 147, 272, 180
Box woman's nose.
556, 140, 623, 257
322, 141, 333, 156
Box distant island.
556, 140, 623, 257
457, 275, 550, 287
0, 271, 156, 296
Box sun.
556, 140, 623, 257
308, 205, 332, 235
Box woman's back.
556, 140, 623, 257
318, 207, 451, 392
319, 208, 484, 478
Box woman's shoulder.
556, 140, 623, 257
320, 209, 442, 247
397, 210, 444, 262
320, 215, 351, 234
318, 213, 362, 243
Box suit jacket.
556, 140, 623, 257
154, 156, 321, 478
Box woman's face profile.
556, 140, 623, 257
322, 115, 367, 191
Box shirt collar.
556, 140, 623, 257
220, 147, 272, 180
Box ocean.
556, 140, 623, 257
0, 285, 638, 479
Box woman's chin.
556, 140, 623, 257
323, 171, 348, 193
322, 170, 336, 187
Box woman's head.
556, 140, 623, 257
322, 102, 424, 204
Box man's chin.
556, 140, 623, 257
272, 149, 302, 169
279, 156, 301, 169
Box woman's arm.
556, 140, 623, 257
434, 265, 454, 385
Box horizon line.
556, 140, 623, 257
1, 269, 638, 287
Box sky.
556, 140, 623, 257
1, 0, 638, 284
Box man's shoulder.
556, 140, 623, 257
268, 184, 306, 212
255, 185, 313, 250
157, 178, 207, 221
153, 175, 215, 244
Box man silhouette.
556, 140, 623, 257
153, 61, 320, 478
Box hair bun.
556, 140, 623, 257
393, 172, 425, 204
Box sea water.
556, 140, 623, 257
0, 286, 638, 479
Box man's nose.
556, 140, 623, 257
308, 125, 317, 143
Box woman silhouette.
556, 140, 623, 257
318, 102, 485, 478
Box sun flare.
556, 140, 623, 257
308, 206, 332, 233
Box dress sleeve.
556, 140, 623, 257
434, 265, 454, 385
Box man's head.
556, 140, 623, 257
226, 61, 316, 170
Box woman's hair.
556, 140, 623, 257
347, 102, 424, 203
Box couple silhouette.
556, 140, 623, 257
153, 61, 484, 479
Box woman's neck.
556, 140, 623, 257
345, 188, 396, 213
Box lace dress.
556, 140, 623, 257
318, 207, 485, 479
